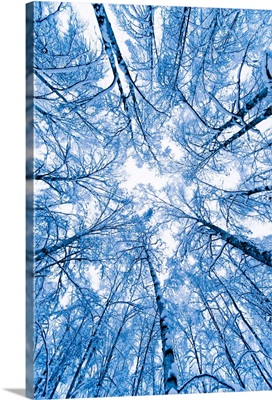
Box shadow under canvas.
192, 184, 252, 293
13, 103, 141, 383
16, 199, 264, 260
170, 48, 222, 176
4, 389, 26, 398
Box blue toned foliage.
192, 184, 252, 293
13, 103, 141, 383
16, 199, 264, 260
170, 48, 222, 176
32, 2, 272, 398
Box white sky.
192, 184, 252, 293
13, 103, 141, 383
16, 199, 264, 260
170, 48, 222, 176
121, 156, 168, 190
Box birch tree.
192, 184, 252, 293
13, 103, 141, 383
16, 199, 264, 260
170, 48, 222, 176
30, 2, 272, 398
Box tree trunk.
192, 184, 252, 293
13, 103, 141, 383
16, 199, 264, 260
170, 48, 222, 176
145, 251, 178, 394
198, 289, 246, 389
197, 218, 271, 267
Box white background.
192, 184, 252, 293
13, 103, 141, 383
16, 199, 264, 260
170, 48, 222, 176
0, 0, 271, 399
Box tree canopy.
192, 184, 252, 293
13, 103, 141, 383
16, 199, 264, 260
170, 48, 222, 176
31, 2, 272, 398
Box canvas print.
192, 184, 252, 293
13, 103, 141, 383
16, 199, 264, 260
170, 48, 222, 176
26, 1, 272, 398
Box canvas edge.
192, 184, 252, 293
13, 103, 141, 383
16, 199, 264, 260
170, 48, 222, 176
26, 2, 34, 399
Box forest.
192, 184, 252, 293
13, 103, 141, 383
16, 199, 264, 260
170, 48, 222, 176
29, 2, 272, 398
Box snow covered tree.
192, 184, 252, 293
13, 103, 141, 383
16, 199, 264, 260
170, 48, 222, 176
28, 2, 272, 398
